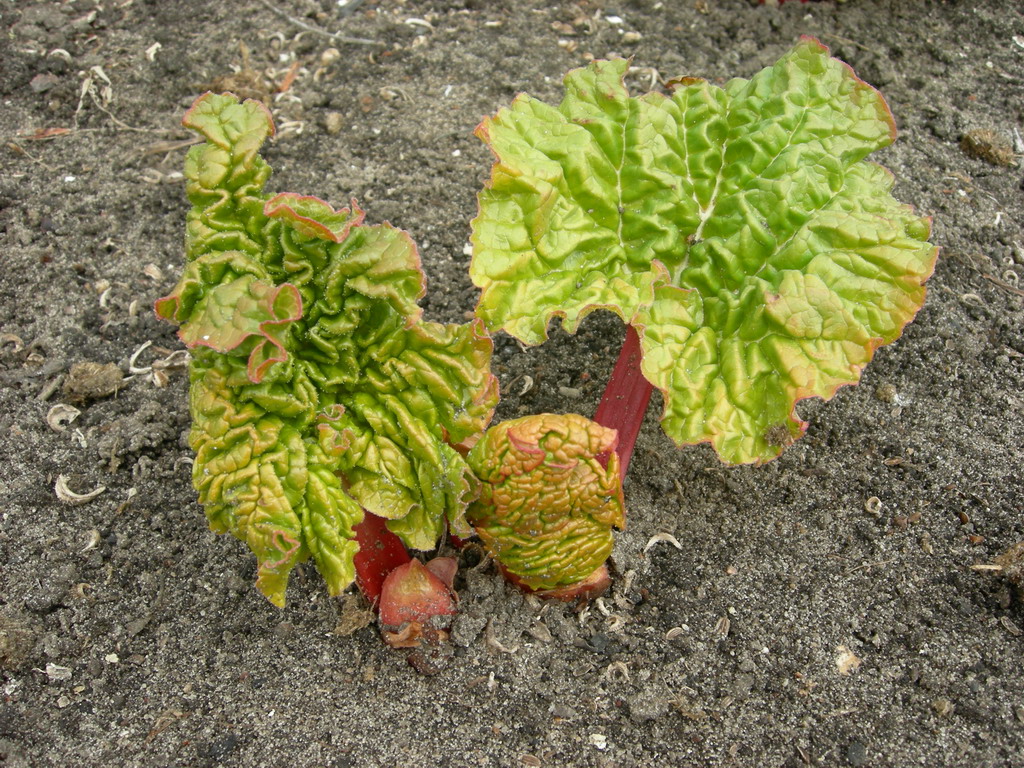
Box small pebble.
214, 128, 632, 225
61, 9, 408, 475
30, 73, 60, 93
846, 741, 868, 767
323, 112, 345, 135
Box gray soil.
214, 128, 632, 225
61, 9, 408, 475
2, 1, 1023, 766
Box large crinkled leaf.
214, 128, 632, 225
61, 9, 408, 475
314, 311, 498, 548
472, 38, 937, 464
158, 92, 497, 605
471, 58, 669, 344
466, 414, 625, 590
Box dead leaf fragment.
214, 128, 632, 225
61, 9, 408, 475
602, 660, 630, 682
333, 594, 374, 637
644, 532, 682, 554
381, 623, 448, 649
44, 663, 72, 680
999, 615, 1022, 637
81, 529, 102, 552
0, 333, 25, 352
0, 616, 35, 671
932, 698, 954, 717
485, 620, 520, 654
15, 127, 72, 141
993, 541, 1024, 586
63, 362, 123, 403
864, 496, 883, 516
960, 129, 1015, 166
835, 645, 861, 676
201, 42, 275, 106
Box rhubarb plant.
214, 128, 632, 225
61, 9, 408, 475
157, 94, 498, 607
158, 92, 619, 612
471, 38, 937, 465
158, 38, 936, 623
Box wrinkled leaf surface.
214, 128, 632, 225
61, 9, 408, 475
472, 40, 936, 463
158, 93, 497, 605
466, 413, 624, 590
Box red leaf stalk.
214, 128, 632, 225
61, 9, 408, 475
592, 324, 654, 481
352, 511, 411, 608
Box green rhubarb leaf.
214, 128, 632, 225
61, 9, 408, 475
471, 57, 668, 344
265, 193, 363, 243
472, 38, 937, 464
188, 357, 363, 607
156, 256, 302, 383
158, 92, 497, 605
313, 308, 498, 548
466, 414, 625, 590
182, 93, 274, 261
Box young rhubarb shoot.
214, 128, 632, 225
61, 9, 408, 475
157, 93, 498, 607
471, 38, 937, 467
465, 413, 625, 593
378, 558, 458, 648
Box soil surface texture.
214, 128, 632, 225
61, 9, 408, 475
2, 1, 1023, 766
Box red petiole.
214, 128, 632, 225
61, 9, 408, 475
592, 324, 654, 481
352, 511, 411, 608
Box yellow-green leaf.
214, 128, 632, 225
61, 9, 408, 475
466, 414, 624, 590
472, 39, 936, 464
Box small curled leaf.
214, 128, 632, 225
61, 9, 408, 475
466, 413, 625, 591
159, 269, 302, 383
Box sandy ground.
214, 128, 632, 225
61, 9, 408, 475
1, 1, 1023, 766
